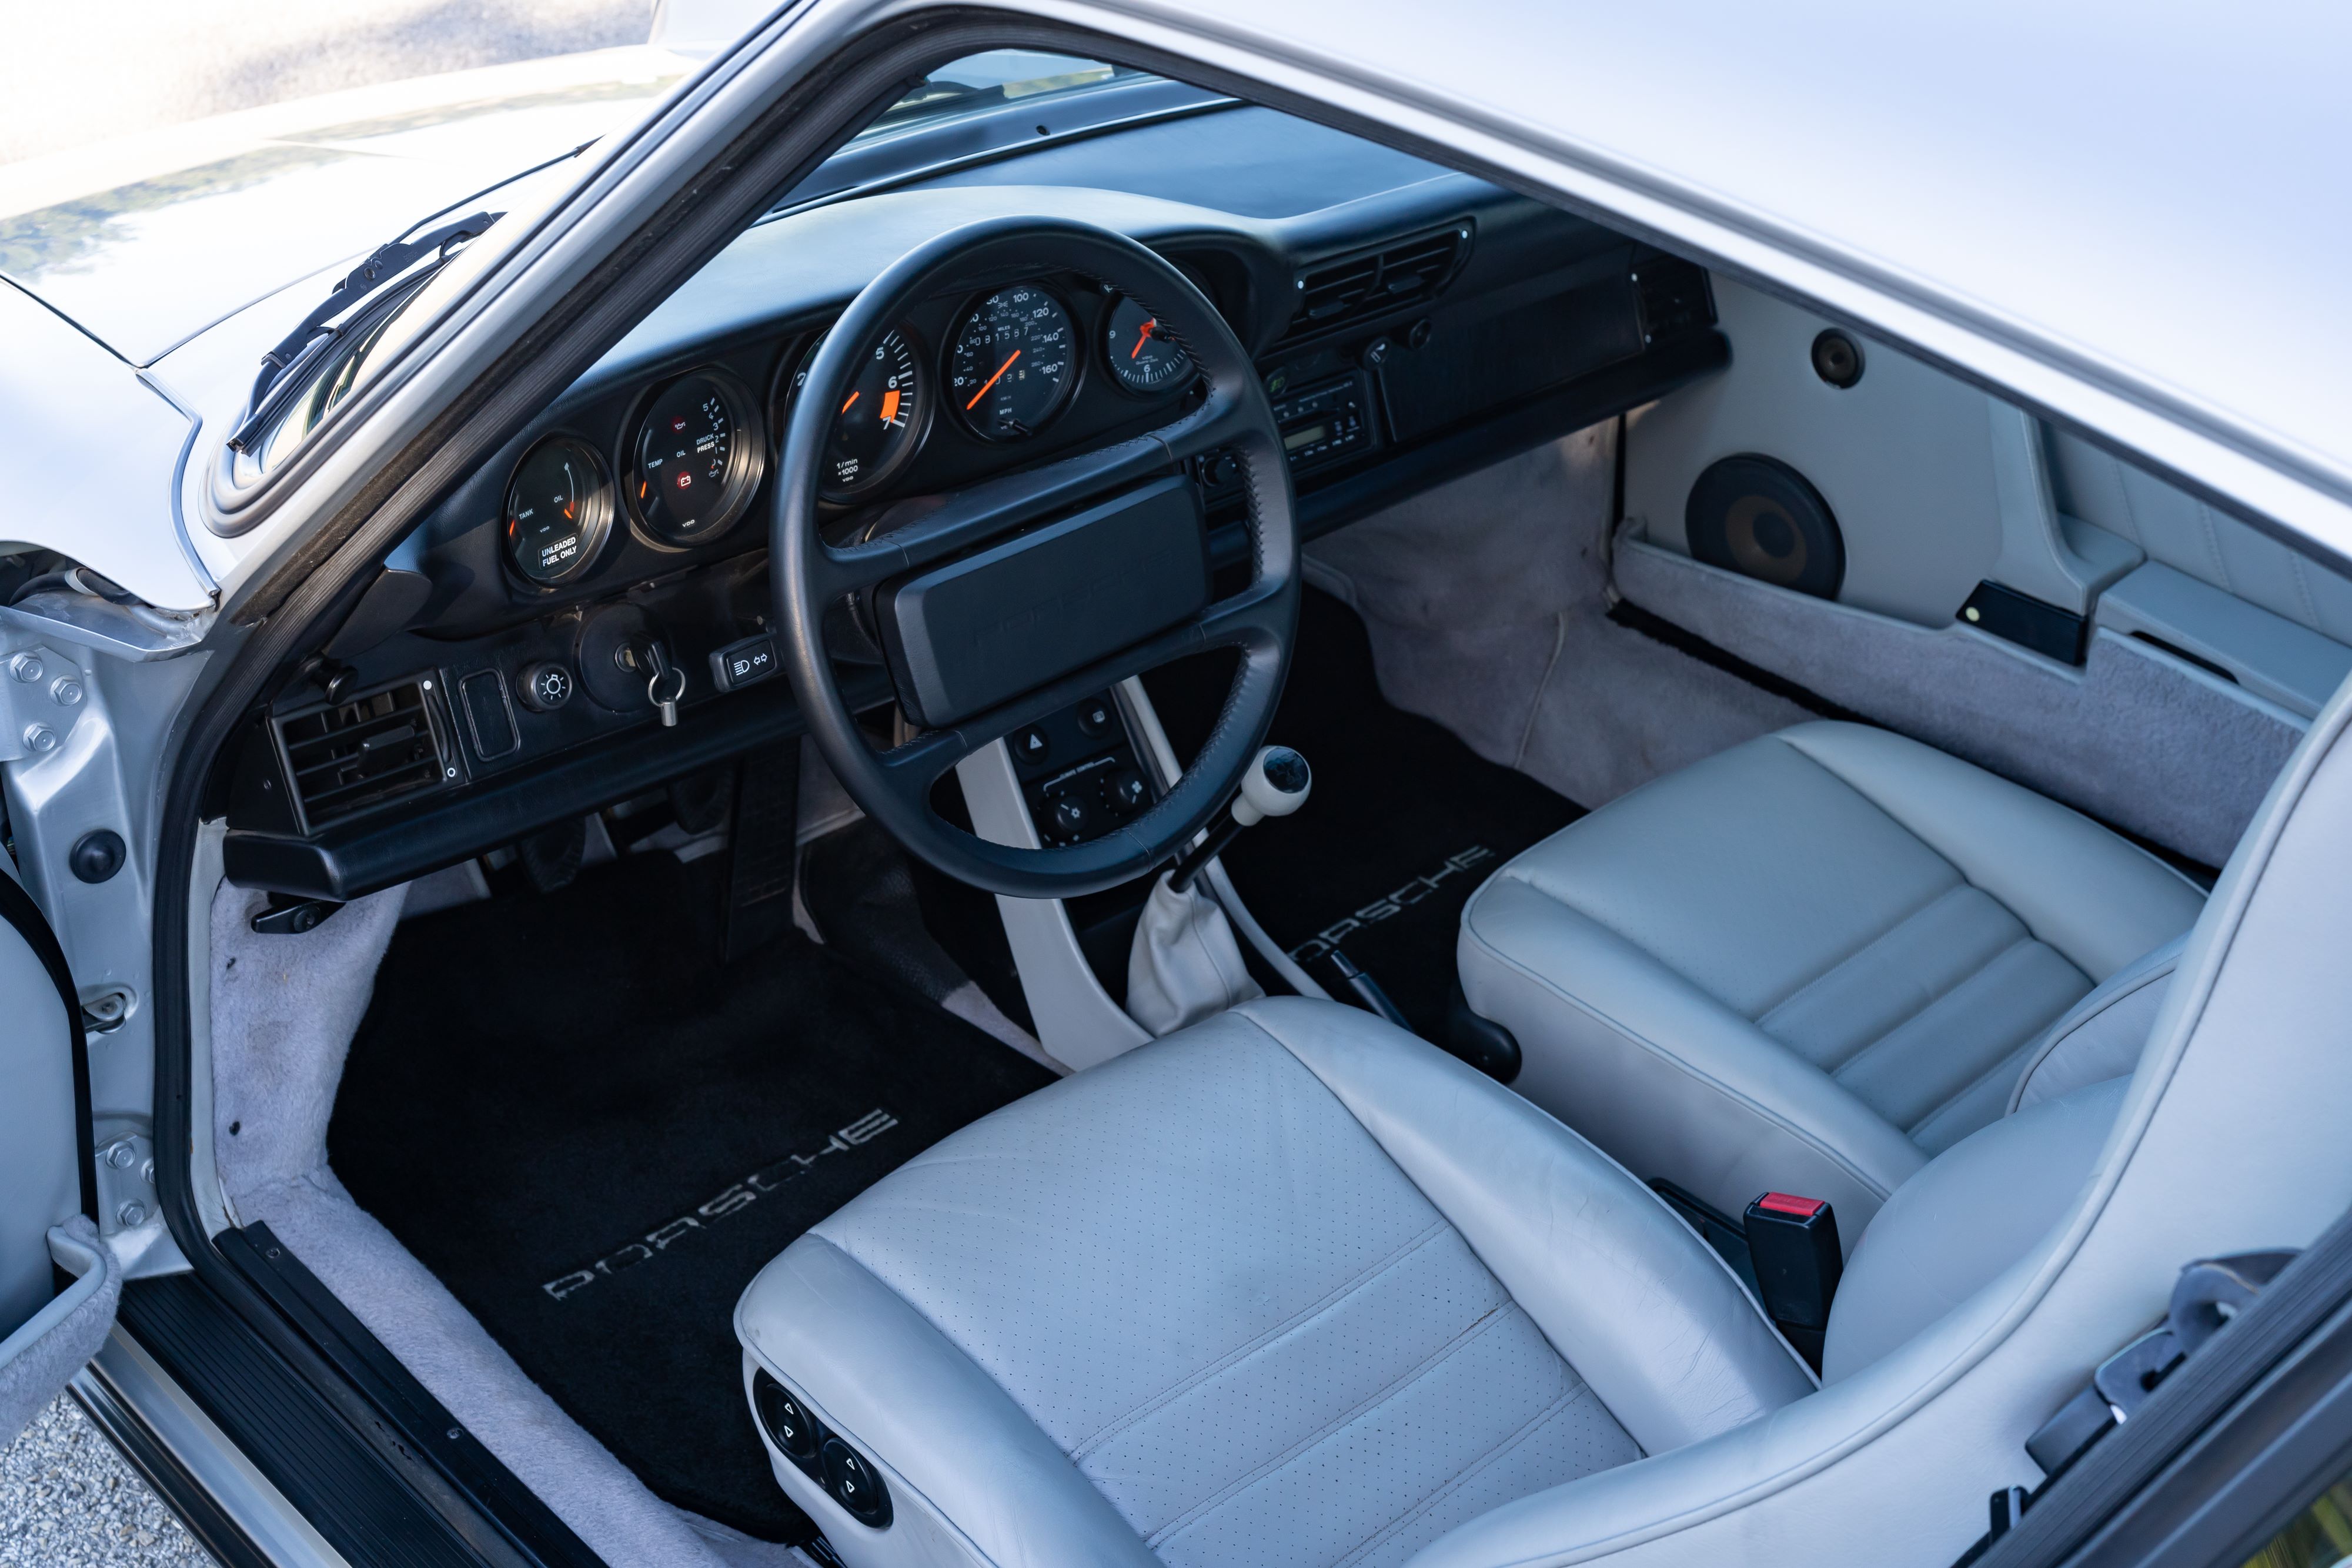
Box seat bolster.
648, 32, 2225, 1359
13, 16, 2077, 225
1237, 998, 1815, 1456
736, 1235, 1156, 1568
1774, 723, 2206, 980
2009, 937, 2184, 1114
1459, 878, 1927, 1234
1823, 1076, 2130, 1385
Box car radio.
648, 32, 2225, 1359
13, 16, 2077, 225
1192, 370, 1378, 503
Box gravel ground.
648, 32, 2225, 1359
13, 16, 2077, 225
0, 5, 641, 1562
0, 1398, 214, 1568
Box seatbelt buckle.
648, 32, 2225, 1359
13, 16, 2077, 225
1744, 1192, 1843, 1370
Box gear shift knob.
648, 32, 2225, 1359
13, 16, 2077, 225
1168, 745, 1310, 892
1232, 746, 1312, 827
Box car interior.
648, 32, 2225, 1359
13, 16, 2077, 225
174, 44, 2352, 1568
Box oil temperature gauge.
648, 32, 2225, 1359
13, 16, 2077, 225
503, 436, 612, 586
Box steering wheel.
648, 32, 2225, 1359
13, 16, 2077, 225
771, 216, 1299, 900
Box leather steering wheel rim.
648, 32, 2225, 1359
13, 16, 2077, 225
770, 216, 1299, 900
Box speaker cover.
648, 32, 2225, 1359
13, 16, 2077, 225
1684, 454, 1844, 599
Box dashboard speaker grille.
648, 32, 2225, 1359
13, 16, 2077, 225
276, 677, 453, 833
1277, 223, 1471, 346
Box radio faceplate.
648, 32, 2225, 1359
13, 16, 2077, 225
1193, 369, 1380, 506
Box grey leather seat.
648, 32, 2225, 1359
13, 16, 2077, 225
736, 998, 1814, 1568
1456, 721, 2207, 1236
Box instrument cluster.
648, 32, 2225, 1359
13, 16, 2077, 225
495, 273, 1197, 591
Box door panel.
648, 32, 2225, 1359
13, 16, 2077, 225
0, 865, 112, 1443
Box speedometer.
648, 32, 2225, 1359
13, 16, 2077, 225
948, 284, 1075, 442
626, 368, 765, 545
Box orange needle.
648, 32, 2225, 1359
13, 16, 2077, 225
840, 389, 859, 414
1130, 319, 1155, 359
965, 349, 1021, 409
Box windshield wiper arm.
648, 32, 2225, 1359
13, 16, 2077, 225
230, 208, 502, 451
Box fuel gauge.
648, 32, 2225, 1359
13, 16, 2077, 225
503, 436, 612, 586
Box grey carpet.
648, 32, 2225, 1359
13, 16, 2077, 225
1307, 424, 1811, 809
1613, 536, 2303, 866
208, 881, 763, 1568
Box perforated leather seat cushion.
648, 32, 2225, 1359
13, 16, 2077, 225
1458, 722, 2206, 1233
736, 999, 1812, 1568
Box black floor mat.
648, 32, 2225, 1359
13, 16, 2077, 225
328, 852, 1055, 1541
1146, 588, 1584, 1039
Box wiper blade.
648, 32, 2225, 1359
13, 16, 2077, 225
230, 208, 500, 452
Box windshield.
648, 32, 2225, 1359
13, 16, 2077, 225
856, 51, 1154, 141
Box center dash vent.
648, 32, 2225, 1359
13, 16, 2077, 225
1276, 223, 1472, 346
275, 676, 453, 833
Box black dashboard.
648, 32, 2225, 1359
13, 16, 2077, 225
221, 103, 1726, 901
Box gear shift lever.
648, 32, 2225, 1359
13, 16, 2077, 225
1127, 748, 1312, 1038
1168, 746, 1312, 892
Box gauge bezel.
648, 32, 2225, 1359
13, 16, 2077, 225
1098, 289, 1197, 399
620, 364, 769, 549
501, 433, 616, 590
777, 322, 934, 504
945, 282, 1081, 444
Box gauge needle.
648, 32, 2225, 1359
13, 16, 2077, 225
965, 349, 1021, 409
840, 390, 859, 414
1131, 319, 1157, 359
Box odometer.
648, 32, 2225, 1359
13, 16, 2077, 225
627, 369, 764, 544
790, 325, 929, 500
503, 436, 611, 586
948, 284, 1075, 442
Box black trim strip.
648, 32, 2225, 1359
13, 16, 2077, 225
222, 1226, 605, 1568
118, 1273, 504, 1568
0, 868, 98, 1223
1976, 1203, 2352, 1566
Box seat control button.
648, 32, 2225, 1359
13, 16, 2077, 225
751, 1370, 822, 1466
821, 1437, 893, 1528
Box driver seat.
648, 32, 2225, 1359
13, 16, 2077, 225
735, 997, 1813, 1568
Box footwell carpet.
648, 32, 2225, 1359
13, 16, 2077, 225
1149, 588, 1584, 1040
330, 852, 1054, 1540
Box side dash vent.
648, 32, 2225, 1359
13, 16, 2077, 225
275, 676, 453, 833
1631, 253, 1716, 346
1277, 223, 1472, 346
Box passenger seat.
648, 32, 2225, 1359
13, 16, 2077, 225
1456, 723, 2206, 1238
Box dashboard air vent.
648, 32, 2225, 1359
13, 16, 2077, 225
1277, 223, 1471, 345
1631, 254, 1715, 345
276, 676, 452, 832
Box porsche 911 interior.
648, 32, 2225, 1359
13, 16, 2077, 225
192, 48, 2345, 1568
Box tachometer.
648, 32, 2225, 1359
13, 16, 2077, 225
1102, 293, 1193, 395
790, 325, 929, 500
627, 368, 765, 545
948, 284, 1075, 442
503, 436, 612, 586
